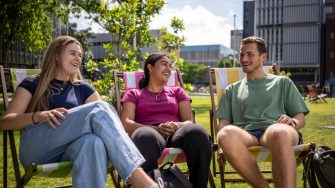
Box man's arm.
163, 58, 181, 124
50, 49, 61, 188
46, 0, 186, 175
276, 112, 305, 130
290, 112, 305, 130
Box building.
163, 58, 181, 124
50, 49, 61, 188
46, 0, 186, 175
243, 0, 256, 38
231, 29, 243, 65
87, 30, 164, 65
244, 0, 323, 84
141, 29, 160, 55
231, 29, 243, 53
180, 44, 234, 67
324, 0, 335, 83
0, 40, 43, 68
87, 33, 116, 63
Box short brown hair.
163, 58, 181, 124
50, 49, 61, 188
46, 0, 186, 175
240, 36, 267, 54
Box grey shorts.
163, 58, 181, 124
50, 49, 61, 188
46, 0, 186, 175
247, 128, 303, 144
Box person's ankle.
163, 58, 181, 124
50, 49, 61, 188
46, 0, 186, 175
150, 182, 164, 188
150, 184, 159, 188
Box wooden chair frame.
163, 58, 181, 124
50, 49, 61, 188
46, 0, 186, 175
207, 65, 314, 188
306, 84, 327, 103
113, 68, 216, 188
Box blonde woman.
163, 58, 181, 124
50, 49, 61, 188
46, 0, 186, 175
0, 36, 162, 188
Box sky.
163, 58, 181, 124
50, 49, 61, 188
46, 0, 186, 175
150, 0, 243, 47
72, 0, 243, 48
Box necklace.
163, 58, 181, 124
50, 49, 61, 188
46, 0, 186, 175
50, 80, 68, 94
154, 91, 165, 100
155, 93, 160, 100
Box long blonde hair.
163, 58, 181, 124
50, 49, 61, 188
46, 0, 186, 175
27, 36, 83, 112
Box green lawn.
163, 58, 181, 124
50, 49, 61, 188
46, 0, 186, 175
1, 97, 335, 187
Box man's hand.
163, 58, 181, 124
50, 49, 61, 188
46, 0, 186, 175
276, 114, 295, 126
217, 148, 225, 166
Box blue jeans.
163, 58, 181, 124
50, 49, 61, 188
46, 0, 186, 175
19, 101, 145, 188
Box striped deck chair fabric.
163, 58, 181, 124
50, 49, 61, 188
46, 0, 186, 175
10, 69, 41, 89
208, 66, 313, 187
121, 70, 186, 166
29, 161, 73, 177
248, 143, 311, 164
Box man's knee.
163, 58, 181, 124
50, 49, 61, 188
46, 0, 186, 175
263, 125, 295, 146
217, 126, 243, 144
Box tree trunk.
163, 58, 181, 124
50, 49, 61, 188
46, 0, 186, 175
1, 33, 14, 68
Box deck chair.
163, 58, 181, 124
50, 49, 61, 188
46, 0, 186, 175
306, 85, 327, 103
114, 69, 216, 188
0, 66, 120, 188
207, 66, 315, 188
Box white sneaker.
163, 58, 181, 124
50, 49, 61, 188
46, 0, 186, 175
150, 178, 164, 188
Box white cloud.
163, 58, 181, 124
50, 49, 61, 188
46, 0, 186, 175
71, 4, 235, 47
150, 5, 234, 47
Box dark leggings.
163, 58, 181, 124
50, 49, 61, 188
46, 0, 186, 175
131, 124, 212, 188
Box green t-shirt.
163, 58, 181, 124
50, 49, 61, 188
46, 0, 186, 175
216, 74, 309, 131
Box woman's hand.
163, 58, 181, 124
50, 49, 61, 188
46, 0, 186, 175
155, 121, 184, 138
35, 108, 68, 129
156, 122, 175, 138
166, 121, 182, 132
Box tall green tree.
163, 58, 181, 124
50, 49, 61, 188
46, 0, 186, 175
0, 0, 103, 68
0, 1, 63, 67
158, 16, 185, 68
85, 0, 185, 98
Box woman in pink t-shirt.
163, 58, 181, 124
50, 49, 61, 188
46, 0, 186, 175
121, 52, 211, 188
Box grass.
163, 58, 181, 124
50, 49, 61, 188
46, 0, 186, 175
1, 96, 335, 187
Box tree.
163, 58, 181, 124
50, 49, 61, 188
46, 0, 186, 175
180, 62, 207, 85
0, 1, 66, 67
85, 0, 186, 99
218, 54, 240, 68
0, 0, 104, 68
158, 16, 185, 68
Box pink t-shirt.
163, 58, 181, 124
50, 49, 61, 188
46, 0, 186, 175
121, 86, 191, 125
